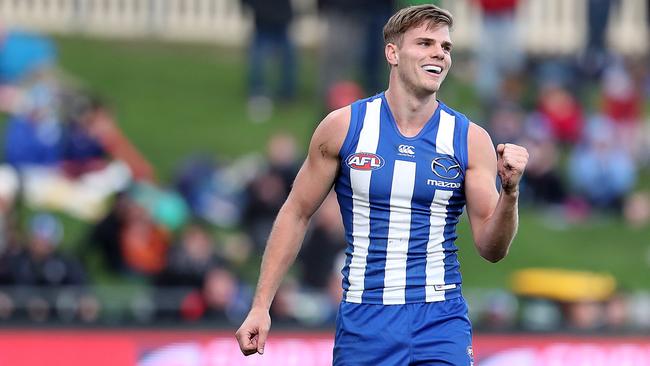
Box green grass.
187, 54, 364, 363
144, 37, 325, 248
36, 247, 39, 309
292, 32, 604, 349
5, 35, 650, 291
55, 36, 320, 181
458, 213, 650, 291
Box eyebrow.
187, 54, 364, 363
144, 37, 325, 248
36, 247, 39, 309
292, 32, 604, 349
415, 37, 454, 48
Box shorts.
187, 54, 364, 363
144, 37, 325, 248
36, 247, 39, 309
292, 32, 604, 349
333, 297, 474, 365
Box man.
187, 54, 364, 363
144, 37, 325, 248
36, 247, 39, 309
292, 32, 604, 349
236, 4, 528, 365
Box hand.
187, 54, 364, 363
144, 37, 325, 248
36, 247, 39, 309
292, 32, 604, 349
235, 307, 271, 356
496, 143, 528, 194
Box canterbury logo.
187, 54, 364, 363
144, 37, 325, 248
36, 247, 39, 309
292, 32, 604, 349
398, 145, 415, 155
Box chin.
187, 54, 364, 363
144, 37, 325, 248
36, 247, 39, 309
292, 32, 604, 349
422, 83, 440, 94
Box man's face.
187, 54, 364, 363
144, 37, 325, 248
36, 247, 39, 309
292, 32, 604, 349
390, 23, 453, 96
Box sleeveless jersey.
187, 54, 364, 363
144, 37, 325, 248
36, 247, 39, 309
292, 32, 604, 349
334, 92, 470, 305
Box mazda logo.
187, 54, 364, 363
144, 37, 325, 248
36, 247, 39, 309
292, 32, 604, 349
431, 157, 461, 180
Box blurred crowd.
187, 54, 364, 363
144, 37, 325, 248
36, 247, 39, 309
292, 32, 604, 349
0, 0, 648, 333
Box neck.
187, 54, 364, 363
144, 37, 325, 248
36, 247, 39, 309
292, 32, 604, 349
384, 78, 439, 137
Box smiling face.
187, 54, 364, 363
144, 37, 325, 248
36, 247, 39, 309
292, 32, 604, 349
386, 22, 453, 97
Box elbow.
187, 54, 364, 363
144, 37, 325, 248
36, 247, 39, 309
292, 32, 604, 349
478, 247, 509, 263
483, 253, 506, 263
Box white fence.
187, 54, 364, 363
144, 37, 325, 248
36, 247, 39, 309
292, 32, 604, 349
0, 0, 647, 55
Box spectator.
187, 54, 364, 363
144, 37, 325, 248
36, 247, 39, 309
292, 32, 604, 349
57, 93, 154, 181
536, 83, 584, 144
568, 116, 636, 213
88, 190, 171, 277
156, 222, 221, 289
11, 213, 87, 286
173, 155, 246, 228
599, 61, 645, 158
317, 0, 394, 99
623, 191, 650, 227
201, 266, 251, 324
487, 102, 525, 146
578, 0, 619, 79
604, 291, 630, 331
519, 134, 566, 206
266, 132, 301, 188
87, 192, 132, 274
1, 88, 153, 221
473, 0, 524, 108
298, 192, 346, 290
243, 0, 295, 100
4, 76, 62, 167
10, 213, 96, 322
242, 0, 296, 122
242, 133, 300, 251
118, 193, 170, 277
155, 222, 221, 321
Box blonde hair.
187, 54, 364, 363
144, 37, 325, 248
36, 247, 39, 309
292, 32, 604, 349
383, 4, 453, 46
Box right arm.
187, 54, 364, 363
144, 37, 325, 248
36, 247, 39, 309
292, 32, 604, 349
235, 106, 350, 355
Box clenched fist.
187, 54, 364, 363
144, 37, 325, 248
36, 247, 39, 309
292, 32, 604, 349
235, 307, 271, 356
496, 143, 528, 194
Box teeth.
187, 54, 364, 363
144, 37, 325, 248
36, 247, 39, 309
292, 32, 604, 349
423, 65, 442, 74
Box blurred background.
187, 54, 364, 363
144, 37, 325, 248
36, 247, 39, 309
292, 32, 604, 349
0, 0, 649, 365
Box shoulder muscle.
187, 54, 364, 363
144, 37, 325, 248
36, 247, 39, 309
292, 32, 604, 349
310, 105, 351, 160
467, 122, 496, 171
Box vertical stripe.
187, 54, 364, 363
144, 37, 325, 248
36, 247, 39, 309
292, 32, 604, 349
382, 160, 416, 304
436, 110, 455, 156
443, 190, 465, 296
426, 109, 457, 302
345, 98, 382, 303
425, 189, 453, 302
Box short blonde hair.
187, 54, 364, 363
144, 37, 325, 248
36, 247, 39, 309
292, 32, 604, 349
383, 4, 453, 46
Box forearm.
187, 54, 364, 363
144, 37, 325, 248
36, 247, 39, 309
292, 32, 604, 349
475, 190, 519, 262
251, 203, 310, 310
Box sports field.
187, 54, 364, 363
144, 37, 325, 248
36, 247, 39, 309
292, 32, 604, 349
9, 35, 649, 291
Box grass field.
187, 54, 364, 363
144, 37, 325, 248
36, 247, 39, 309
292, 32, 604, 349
6, 35, 650, 291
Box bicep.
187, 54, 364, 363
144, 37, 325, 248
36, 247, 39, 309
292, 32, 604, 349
465, 124, 499, 237
285, 142, 339, 219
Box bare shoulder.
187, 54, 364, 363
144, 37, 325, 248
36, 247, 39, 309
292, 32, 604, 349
467, 122, 496, 168
311, 105, 351, 159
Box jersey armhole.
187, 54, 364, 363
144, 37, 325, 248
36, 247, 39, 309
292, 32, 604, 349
338, 101, 363, 159
458, 118, 470, 172
451, 111, 470, 176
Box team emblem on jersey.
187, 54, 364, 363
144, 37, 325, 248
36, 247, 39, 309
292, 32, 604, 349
346, 153, 385, 171
431, 156, 461, 180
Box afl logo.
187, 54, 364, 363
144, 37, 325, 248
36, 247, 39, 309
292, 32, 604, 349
346, 153, 385, 171
431, 156, 461, 179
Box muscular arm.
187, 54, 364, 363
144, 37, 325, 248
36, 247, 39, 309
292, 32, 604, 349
251, 110, 347, 310
465, 123, 528, 263
236, 107, 350, 355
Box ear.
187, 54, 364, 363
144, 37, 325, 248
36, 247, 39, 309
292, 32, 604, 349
385, 43, 399, 66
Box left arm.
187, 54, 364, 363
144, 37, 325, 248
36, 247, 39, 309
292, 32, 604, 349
465, 123, 528, 262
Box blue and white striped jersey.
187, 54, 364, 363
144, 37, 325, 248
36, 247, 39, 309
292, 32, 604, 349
334, 92, 470, 305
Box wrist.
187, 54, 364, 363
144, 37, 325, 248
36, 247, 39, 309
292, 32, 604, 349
251, 299, 272, 312
501, 186, 519, 197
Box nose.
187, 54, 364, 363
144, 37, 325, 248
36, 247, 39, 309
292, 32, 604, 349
430, 44, 445, 59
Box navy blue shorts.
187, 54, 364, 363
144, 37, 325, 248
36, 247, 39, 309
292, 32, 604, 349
333, 297, 474, 365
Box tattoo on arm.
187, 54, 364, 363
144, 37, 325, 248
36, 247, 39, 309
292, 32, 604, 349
319, 143, 328, 158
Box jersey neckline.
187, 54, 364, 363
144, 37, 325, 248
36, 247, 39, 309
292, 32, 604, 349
379, 92, 444, 141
